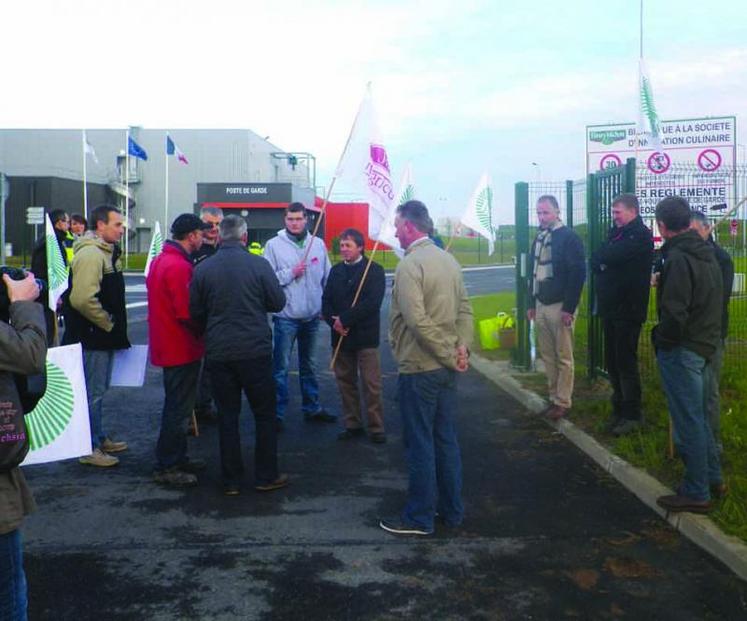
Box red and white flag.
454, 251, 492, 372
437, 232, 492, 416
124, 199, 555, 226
334, 83, 394, 241
166, 135, 189, 165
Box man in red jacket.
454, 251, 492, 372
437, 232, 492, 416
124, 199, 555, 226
147, 214, 212, 487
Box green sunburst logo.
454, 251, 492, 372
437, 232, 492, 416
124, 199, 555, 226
26, 361, 75, 449
475, 186, 493, 233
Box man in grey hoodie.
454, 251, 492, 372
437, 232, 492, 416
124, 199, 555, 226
264, 203, 333, 431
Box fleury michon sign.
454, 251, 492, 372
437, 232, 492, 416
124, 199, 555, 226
586, 116, 737, 216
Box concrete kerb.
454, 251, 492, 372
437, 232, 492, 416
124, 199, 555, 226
470, 354, 747, 582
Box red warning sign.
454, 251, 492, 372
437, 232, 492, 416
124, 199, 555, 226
697, 149, 722, 172
647, 152, 671, 174
599, 154, 622, 170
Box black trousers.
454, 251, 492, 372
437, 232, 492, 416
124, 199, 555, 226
207, 356, 278, 486
603, 319, 643, 421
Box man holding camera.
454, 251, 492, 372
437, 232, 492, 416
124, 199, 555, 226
0, 271, 47, 620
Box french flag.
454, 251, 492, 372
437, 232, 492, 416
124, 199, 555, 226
166, 135, 189, 165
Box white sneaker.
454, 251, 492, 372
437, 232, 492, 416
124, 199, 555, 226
79, 448, 119, 468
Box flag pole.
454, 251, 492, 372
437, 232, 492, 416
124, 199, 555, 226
82, 130, 89, 220
164, 132, 170, 233
329, 238, 381, 370
302, 82, 372, 265
125, 129, 130, 267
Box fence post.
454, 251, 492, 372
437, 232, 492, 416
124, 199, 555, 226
586, 173, 597, 380
513, 182, 530, 370
566, 179, 574, 228
625, 157, 636, 193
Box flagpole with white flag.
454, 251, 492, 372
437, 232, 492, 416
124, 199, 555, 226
328, 83, 396, 368
124, 128, 130, 265
143, 220, 164, 277
164, 132, 170, 233
379, 163, 414, 259
45, 214, 68, 312
82, 130, 88, 220
460, 173, 496, 257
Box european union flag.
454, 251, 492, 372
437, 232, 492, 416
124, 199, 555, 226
128, 136, 148, 161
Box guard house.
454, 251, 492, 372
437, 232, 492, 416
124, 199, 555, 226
196, 182, 321, 244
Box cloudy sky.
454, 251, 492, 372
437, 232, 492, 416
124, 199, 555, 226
2, 0, 745, 222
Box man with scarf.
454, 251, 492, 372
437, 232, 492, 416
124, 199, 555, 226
264, 202, 333, 431
527, 195, 585, 420
591, 193, 653, 436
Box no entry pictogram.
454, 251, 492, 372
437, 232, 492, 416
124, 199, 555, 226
647, 151, 671, 174
599, 154, 622, 170
697, 149, 722, 172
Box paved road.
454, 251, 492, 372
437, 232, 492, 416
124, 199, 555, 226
21, 267, 746, 620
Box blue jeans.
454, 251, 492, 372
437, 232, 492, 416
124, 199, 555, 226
398, 369, 464, 531
0, 529, 27, 621
83, 349, 115, 449
155, 361, 201, 471
657, 346, 722, 501
272, 317, 322, 420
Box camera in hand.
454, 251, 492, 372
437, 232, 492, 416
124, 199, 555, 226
0, 266, 46, 321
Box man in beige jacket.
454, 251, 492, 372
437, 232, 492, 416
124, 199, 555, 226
381, 200, 473, 536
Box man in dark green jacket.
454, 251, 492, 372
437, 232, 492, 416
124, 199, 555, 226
653, 197, 723, 514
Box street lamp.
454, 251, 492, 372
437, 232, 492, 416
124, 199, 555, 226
531, 162, 541, 182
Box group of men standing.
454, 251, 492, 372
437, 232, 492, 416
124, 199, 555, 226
528, 192, 732, 514
61, 197, 465, 541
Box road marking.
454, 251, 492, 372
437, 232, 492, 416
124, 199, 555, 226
126, 302, 148, 309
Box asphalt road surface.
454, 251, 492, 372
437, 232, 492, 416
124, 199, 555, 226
21, 266, 746, 620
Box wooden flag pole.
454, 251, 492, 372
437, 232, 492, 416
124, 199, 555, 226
329, 239, 381, 370
300, 176, 337, 266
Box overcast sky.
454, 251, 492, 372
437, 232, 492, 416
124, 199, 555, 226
2, 0, 745, 222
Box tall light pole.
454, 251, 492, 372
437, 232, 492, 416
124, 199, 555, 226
531, 162, 541, 183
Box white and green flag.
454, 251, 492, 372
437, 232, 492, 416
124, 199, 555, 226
45, 214, 68, 311
379, 163, 415, 258
461, 173, 496, 256
143, 220, 164, 277
638, 58, 664, 153
22, 343, 92, 466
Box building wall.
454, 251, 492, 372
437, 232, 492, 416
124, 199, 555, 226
0, 128, 312, 252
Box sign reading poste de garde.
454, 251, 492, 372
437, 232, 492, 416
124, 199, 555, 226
586, 116, 736, 216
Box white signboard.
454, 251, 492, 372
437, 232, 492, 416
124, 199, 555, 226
586, 116, 737, 216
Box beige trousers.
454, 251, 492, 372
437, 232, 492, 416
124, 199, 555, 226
535, 301, 575, 409
333, 348, 385, 433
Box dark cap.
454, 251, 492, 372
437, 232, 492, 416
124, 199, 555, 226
171, 213, 212, 236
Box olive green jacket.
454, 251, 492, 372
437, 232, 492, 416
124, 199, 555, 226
389, 237, 473, 373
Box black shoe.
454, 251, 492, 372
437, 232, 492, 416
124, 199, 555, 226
604, 416, 623, 433
306, 409, 337, 423
612, 419, 642, 437
656, 494, 711, 514
338, 428, 365, 440
153, 467, 198, 488
255, 474, 289, 492
178, 459, 207, 474
369, 432, 387, 444
379, 517, 433, 536
275, 419, 285, 433
223, 483, 241, 496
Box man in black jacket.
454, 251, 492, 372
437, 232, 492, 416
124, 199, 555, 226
322, 228, 386, 443
190, 215, 288, 496
591, 194, 653, 436
653, 197, 723, 514
527, 195, 586, 420
191, 206, 224, 427
690, 210, 733, 453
